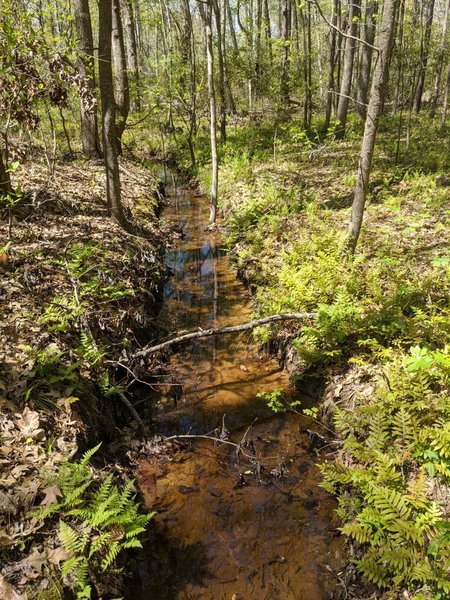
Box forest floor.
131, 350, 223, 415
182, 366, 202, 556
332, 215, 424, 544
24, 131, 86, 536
0, 155, 168, 599
155, 112, 450, 598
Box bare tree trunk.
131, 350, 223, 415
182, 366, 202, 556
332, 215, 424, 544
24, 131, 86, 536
299, 3, 312, 129
335, 0, 361, 139
212, 0, 227, 141
112, 0, 130, 152
121, 0, 140, 112
348, 0, 398, 253
392, 0, 405, 114
442, 62, 450, 124
0, 150, 12, 197
413, 0, 435, 113
280, 0, 291, 107
98, 0, 133, 231
356, 0, 378, 118
263, 0, 273, 64
324, 0, 339, 131
199, 1, 219, 224
430, 0, 450, 116
73, 0, 102, 158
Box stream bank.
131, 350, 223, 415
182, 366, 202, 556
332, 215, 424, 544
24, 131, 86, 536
131, 168, 346, 599
0, 156, 167, 599
182, 120, 450, 599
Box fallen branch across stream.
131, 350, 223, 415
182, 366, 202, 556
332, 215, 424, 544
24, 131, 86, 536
132, 312, 318, 359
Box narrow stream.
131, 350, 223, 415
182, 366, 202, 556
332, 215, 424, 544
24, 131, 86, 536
132, 170, 344, 600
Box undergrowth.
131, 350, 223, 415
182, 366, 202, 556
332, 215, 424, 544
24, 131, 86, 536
34, 444, 153, 599
321, 347, 450, 598
193, 114, 450, 598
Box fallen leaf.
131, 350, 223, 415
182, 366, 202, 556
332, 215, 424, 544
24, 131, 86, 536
40, 485, 61, 507
48, 546, 69, 565
0, 490, 17, 515
15, 408, 45, 440
0, 575, 24, 600
26, 546, 48, 573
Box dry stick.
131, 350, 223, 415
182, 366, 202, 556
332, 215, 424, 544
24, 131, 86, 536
133, 312, 319, 359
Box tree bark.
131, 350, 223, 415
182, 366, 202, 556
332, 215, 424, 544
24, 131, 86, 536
121, 0, 140, 112
430, 0, 450, 116
132, 313, 319, 359
335, 0, 361, 139
73, 0, 102, 158
348, 0, 398, 253
324, 0, 339, 131
279, 0, 291, 107
356, 0, 378, 118
212, 0, 227, 141
98, 0, 133, 231
442, 62, 450, 124
199, 1, 219, 224
392, 0, 405, 114
413, 0, 436, 113
0, 150, 12, 197
112, 0, 130, 152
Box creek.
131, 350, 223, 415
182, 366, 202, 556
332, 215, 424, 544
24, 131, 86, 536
131, 169, 344, 600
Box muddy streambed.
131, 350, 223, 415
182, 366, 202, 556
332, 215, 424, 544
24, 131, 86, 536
132, 170, 344, 599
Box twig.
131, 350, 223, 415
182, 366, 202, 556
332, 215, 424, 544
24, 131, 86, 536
310, 0, 378, 51
131, 312, 318, 359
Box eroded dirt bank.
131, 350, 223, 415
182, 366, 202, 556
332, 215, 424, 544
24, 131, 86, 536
0, 156, 166, 598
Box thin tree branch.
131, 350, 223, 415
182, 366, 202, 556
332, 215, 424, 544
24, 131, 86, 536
131, 312, 318, 359
310, 0, 379, 51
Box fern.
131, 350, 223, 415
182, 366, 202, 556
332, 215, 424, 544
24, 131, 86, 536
34, 444, 153, 599
322, 346, 450, 596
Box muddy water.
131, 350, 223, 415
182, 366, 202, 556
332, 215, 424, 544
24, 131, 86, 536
133, 171, 344, 600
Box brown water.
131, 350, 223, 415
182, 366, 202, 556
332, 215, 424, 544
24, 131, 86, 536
133, 170, 344, 600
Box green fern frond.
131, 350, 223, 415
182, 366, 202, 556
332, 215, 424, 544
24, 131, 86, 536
101, 541, 121, 571
80, 443, 102, 467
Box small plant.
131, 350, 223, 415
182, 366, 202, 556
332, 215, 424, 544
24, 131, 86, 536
257, 387, 302, 413
34, 444, 154, 599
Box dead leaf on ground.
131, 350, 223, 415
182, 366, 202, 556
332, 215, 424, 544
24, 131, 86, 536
48, 545, 69, 565
15, 408, 45, 440
0, 575, 25, 600
26, 546, 48, 573
39, 485, 61, 507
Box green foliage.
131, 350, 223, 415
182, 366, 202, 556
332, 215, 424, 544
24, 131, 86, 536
21, 344, 80, 409
34, 444, 154, 599
41, 242, 134, 332
257, 387, 302, 414
321, 346, 450, 595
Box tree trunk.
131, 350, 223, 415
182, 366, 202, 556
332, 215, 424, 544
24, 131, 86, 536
263, 0, 272, 64
413, 0, 435, 113
212, 0, 227, 141
199, 1, 219, 224
442, 62, 450, 125
279, 0, 291, 107
348, 0, 398, 252
356, 0, 378, 118
392, 0, 405, 114
121, 0, 140, 112
112, 0, 130, 152
98, 0, 132, 231
73, 0, 102, 158
324, 0, 339, 131
430, 0, 449, 116
0, 150, 12, 197
335, 0, 361, 139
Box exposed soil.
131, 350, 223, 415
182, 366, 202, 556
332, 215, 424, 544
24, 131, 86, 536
0, 155, 166, 598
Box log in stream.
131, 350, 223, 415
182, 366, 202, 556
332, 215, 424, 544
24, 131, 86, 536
130, 168, 345, 600
133, 312, 318, 358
